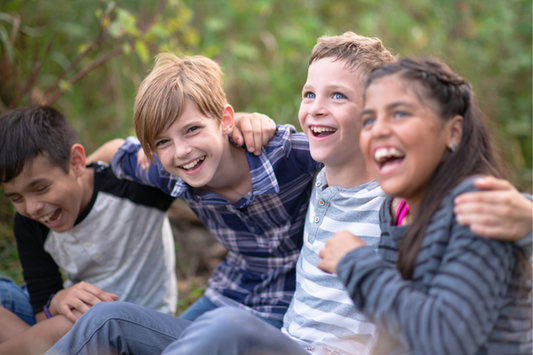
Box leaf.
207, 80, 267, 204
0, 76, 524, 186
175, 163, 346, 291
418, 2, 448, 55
0, 25, 14, 63
135, 41, 149, 63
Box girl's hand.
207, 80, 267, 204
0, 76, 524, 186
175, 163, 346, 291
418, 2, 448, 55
318, 231, 367, 274
454, 176, 532, 240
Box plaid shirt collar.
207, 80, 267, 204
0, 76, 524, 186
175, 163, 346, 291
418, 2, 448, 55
166, 149, 279, 207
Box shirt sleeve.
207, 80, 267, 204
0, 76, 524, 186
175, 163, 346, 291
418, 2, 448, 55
337, 225, 517, 355
272, 124, 322, 174
111, 137, 175, 195
14, 214, 64, 314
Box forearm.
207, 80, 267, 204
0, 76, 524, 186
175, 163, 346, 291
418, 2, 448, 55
0, 307, 30, 343
0, 315, 73, 355
86, 138, 125, 164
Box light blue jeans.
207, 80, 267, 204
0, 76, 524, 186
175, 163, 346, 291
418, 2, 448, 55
180, 295, 284, 329
0, 276, 36, 325
45, 302, 308, 355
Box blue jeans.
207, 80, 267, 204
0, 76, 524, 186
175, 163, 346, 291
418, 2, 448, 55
0, 276, 36, 325
45, 302, 307, 355
180, 295, 284, 329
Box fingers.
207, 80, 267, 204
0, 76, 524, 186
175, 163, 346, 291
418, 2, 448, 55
61, 307, 80, 323
260, 115, 276, 148
471, 176, 514, 191
53, 282, 118, 321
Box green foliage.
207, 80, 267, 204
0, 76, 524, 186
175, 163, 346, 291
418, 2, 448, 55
0, 0, 531, 286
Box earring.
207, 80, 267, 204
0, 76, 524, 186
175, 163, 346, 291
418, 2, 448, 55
448, 141, 458, 152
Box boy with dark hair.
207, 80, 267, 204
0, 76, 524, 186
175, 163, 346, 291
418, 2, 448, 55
0, 106, 177, 326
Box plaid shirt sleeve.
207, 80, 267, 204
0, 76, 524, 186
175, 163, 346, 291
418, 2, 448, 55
111, 137, 176, 195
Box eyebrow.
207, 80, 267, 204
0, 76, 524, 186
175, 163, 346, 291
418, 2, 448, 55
362, 101, 416, 115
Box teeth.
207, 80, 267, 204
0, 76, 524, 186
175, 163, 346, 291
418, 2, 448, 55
374, 147, 404, 163
310, 126, 336, 133
181, 156, 205, 170
39, 211, 56, 223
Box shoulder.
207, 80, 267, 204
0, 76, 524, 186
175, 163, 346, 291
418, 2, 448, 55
93, 162, 175, 211
265, 124, 309, 153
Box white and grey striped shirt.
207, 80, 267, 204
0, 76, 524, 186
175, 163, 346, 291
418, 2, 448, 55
282, 168, 386, 355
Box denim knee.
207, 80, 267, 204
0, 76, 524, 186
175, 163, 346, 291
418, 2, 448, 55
196, 307, 264, 340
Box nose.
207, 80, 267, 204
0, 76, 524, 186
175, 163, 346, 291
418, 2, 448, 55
307, 96, 328, 117
370, 116, 392, 138
25, 197, 44, 217
173, 139, 193, 160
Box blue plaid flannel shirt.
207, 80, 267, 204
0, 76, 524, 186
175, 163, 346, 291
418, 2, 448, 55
112, 124, 322, 320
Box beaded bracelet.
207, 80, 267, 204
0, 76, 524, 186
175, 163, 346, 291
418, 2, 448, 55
43, 293, 56, 319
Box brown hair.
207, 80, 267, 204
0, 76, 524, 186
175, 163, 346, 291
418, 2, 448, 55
133, 53, 228, 160
309, 32, 398, 77
364, 58, 506, 279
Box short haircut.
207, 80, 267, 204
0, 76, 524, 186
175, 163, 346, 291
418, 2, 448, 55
134, 53, 228, 159
309, 32, 398, 79
0, 106, 80, 183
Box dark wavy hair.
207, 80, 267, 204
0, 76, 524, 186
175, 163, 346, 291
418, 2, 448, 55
364, 58, 506, 279
0, 106, 80, 183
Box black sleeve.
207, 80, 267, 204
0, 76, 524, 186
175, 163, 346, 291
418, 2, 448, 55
14, 213, 64, 314
96, 163, 175, 211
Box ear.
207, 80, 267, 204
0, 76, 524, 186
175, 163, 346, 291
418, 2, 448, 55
221, 105, 235, 136
70, 144, 87, 177
446, 115, 463, 150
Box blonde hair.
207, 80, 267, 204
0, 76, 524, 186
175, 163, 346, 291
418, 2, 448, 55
309, 32, 398, 78
133, 53, 227, 158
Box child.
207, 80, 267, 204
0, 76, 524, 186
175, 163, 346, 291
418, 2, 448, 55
111, 53, 320, 327
0, 107, 177, 333
319, 58, 532, 354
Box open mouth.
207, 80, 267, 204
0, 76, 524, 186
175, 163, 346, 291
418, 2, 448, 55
310, 125, 336, 138
179, 156, 206, 171
374, 147, 405, 173
38, 208, 62, 225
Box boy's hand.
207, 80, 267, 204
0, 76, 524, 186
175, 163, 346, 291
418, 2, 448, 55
318, 231, 367, 274
50, 282, 118, 323
454, 176, 533, 240
233, 112, 276, 156
137, 148, 151, 171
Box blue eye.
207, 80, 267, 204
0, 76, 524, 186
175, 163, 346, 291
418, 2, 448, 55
393, 111, 408, 119
362, 117, 375, 127
333, 92, 345, 99
304, 92, 316, 99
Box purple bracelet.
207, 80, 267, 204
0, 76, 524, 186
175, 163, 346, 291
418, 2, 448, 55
43, 293, 56, 319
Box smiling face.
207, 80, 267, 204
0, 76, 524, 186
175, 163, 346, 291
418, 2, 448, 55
298, 57, 365, 170
152, 100, 234, 189
2, 151, 89, 233
360, 74, 458, 209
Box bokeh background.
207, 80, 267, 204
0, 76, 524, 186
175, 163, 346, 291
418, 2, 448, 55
0, 0, 531, 312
